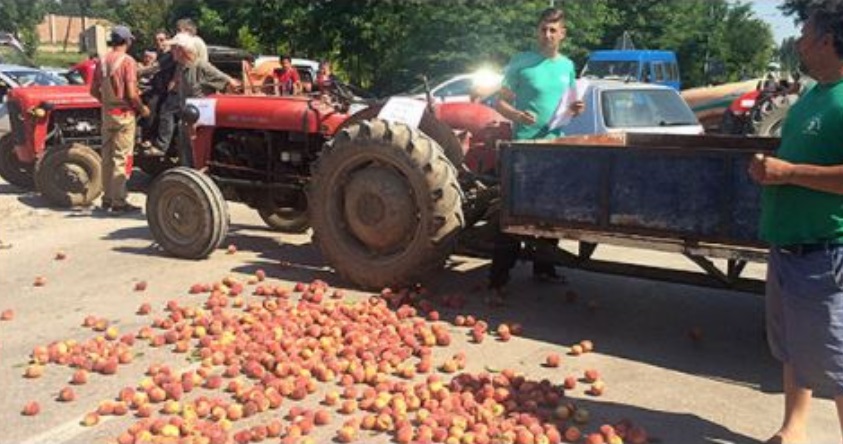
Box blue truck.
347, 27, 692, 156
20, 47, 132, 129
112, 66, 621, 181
582, 50, 681, 91
498, 133, 778, 292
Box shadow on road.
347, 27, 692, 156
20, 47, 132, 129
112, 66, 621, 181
562, 397, 758, 444
0, 182, 29, 195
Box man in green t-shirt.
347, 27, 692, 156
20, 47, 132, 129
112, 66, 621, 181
487, 7, 585, 299
496, 10, 583, 140
748, 3, 843, 442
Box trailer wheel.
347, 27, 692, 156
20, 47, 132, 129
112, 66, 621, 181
35, 143, 102, 207
146, 167, 229, 259
0, 134, 35, 189
309, 119, 463, 290
258, 193, 309, 233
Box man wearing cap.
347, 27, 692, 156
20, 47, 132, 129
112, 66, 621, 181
167, 33, 239, 165
175, 18, 208, 63
90, 25, 149, 214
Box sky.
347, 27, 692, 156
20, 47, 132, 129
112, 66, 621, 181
748, 0, 800, 44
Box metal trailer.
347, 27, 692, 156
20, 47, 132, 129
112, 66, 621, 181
498, 133, 779, 292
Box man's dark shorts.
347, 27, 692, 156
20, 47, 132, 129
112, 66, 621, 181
767, 245, 843, 395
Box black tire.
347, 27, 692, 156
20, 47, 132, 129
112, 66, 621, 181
136, 154, 178, 178
719, 109, 746, 135
753, 96, 794, 137
0, 133, 34, 189
258, 193, 310, 234
146, 167, 229, 259
309, 119, 464, 290
337, 104, 465, 167
34, 143, 102, 207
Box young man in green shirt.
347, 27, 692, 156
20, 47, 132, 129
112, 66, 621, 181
487, 7, 584, 297
748, 3, 843, 442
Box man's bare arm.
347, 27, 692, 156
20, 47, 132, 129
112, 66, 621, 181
749, 155, 843, 195
495, 87, 534, 125
124, 79, 149, 117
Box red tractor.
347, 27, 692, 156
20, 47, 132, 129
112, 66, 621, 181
719, 76, 806, 137
146, 84, 509, 289
0, 79, 176, 206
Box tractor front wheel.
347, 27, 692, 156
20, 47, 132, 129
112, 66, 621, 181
146, 167, 229, 259
308, 119, 463, 290
35, 143, 102, 207
0, 134, 34, 189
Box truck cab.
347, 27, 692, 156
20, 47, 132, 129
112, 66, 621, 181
582, 50, 681, 90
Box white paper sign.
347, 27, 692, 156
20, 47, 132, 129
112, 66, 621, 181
185, 98, 217, 126
547, 78, 590, 130
377, 97, 426, 128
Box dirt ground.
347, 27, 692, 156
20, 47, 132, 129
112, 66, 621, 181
0, 174, 839, 444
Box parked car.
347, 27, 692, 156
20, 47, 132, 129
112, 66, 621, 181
406, 70, 502, 103
0, 63, 69, 133
563, 80, 703, 136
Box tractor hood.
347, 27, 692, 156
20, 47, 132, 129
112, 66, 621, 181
9, 84, 100, 110
203, 94, 351, 135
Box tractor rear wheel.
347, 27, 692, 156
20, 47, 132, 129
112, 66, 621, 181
752, 95, 795, 137
35, 143, 102, 207
309, 119, 464, 290
0, 133, 34, 189
146, 167, 229, 259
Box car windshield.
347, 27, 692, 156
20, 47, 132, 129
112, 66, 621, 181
4, 69, 68, 86
0, 44, 35, 67
582, 60, 639, 80
601, 89, 698, 128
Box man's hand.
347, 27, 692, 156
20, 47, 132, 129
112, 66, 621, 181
569, 100, 585, 117
138, 105, 151, 118
227, 79, 243, 93
749, 153, 794, 185
518, 110, 537, 125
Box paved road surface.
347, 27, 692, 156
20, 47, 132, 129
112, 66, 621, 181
0, 177, 838, 444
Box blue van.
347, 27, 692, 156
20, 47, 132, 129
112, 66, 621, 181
581, 50, 681, 90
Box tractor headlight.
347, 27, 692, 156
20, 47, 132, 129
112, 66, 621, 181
30, 101, 54, 119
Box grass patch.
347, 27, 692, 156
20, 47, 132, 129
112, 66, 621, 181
34, 50, 86, 69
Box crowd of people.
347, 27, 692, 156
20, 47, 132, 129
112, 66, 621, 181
89, 18, 340, 214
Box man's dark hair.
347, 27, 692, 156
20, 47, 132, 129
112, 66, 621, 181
279, 55, 292, 63
176, 18, 197, 35
109, 37, 127, 47
781, 0, 843, 57
538, 7, 565, 26
809, 2, 843, 58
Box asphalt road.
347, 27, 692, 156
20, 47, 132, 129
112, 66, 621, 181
0, 175, 839, 444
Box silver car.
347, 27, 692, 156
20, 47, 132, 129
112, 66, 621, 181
563, 80, 703, 136
0, 63, 69, 133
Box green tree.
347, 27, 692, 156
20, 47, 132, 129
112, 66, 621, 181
0, 0, 46, 56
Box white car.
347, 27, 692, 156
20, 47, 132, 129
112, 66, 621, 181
0, 63, 69, 133
563, 80, 703, 136
406, 70, 502, 103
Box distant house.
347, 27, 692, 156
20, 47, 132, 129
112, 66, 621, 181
36, 14, 111, 46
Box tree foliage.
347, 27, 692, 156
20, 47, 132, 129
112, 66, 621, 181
0, 0, 47, 56
17, 0, 781, 91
